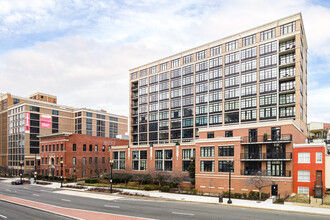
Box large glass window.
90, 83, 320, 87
155, 149, 172, 171
298, 170, 310, 182
219, 146, 234, 156
201, 161, 214, 172
200, 146, 214, 157
218, 161, 234, 172
132, 150, 147, 171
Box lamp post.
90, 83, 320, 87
109, 160, 114, 193
60, 161, 63, 188
227, 161, 232, 204
19, 161, 23, 182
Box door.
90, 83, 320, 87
271, 127, 281, 141
249, 129, 258, 142
271, 184, 278, 196
315, 171, 322, 187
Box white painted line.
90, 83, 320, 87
61, 199, 71, 202
104, 205, 120, 209
33, 194, 40, 197
40, 190, 51, 192
23, 187, 28, 189
172, 212, 195, 216
0, 214, 7, 219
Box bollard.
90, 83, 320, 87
219, 194, 223, 203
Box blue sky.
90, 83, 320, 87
0, 0, 330, 122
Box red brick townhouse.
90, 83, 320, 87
194, 120, 306, 197
293, 143, 326, 197
39, 133, 128, 178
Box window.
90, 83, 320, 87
209, 114, 222, 124
183, 54, 193, 64
225, 112, 239, 123
207, 132, 214, 139
200, 146, 214, 157
280, 106, 295, 117
113, 151, 125, 170
260, 55, 277, 68
160, 63, 168, 71
209, 56, 222, 68
183, 75, 193, 86
155, 149, 172, 171
181, 65, 193, 77
225, 76, 239, 88
182, 148, 195, 171
150, 66, 157, 74
196, 72, 208, 83
131, 72, 138, 79
219, 146, 234, 156
226, 40, 238, 51
316, 152, 322, 163
279, 93, 295, 105
280, 53, 295, 65
140, 69, 148, 77
171, 68, 181, 78
195, 61, 208, 72
298, 187, 309, 195
196, 50, 207, 60
260, 94, 277, 106
225, 100, 239, 111
132, 150, 147, 171
298, 152, 310, 163
149, 75, 158, 84
218, 161, 234, 172
225, 131, 233, 137
260, 81, 277, 93
225, 88, 239, 99
196, 94, 208, 104
201, 161, 214, 172
209, 102, 222, 113
280, 80, 295, 91
260, 28, 275, 41
159, 72, 169, 81
260, 41, 277, 55
260, 68, 277, 81
241, 109, 257, 121
241, 72, 256, 84
171, 58, 180, 68
280, 67, 295, 78
52, 110, 59, 115
195, 116, 207, 126
298, 170, 310, 182
225, 64, 239, 76
83, 157, 86, 165
241, 47, 256, 60
73, 157, 76, 165
209, 68, 222, 79
280, 22, 296, 35
209, 79, 222, 91
225, 52, 239, 64
61, 144, 63, 151
260, 107, 277, 119
242, 34, 256, 47
95, 145, 98, 152
241, 84, 257, 96
241, 97, 256, 109
280, 40, 295, 52
209, 91, 222, 102
210, 45, 222, 56
171, 78, 181, 88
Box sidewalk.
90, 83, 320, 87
2, 178, 330, 216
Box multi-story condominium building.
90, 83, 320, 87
0, 92, 128, 175
127, 13, 308, 196
129, 13, 307, 146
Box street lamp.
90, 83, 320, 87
227, 161, 232, 204
19, 161, 23, 182
60, 161, 63, 188
109, 160, 114, 193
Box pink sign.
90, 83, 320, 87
25, 112, 30, 133
41, 115, 52, 128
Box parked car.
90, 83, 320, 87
11, 180, 23, 185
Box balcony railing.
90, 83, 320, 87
131, 103, 138, 107
131, 85, 138, 90
240, 152, 292, 160
241, 134, 292, 144
240, 169, 291, 177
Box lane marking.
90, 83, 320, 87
40, 190, 51, 192
104, 205, 120, 209
0, 214, 7, 219
32, 194, 40, 197
61, 199, 71, 202
172, 212, 195, 216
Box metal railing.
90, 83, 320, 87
240, 152, 292, 160
240, 169, 291, 177
241, 134, 292, 143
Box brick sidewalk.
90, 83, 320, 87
0, 194, 153, 220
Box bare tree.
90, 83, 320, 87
246, 171, 273, 201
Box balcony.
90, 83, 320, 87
131, 85, 138, 91
240, 169, 291, 177
240, 152, 292, 161
131, 102, 138, 108
241, 134, 292, 145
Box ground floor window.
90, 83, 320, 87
201, 161, 214, 172
155, 149, 173, 171
297, 187, 309, 195
298, 170, 310, 182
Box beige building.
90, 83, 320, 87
129, 13, 308, 146
0, 92, 128, 175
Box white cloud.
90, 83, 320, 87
0, 0, 330, 122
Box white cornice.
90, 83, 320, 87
196, 137, 242, 143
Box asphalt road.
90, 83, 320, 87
0, 181, 328, 220
0, 200, 70, 220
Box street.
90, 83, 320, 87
0, 180, 328, 220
